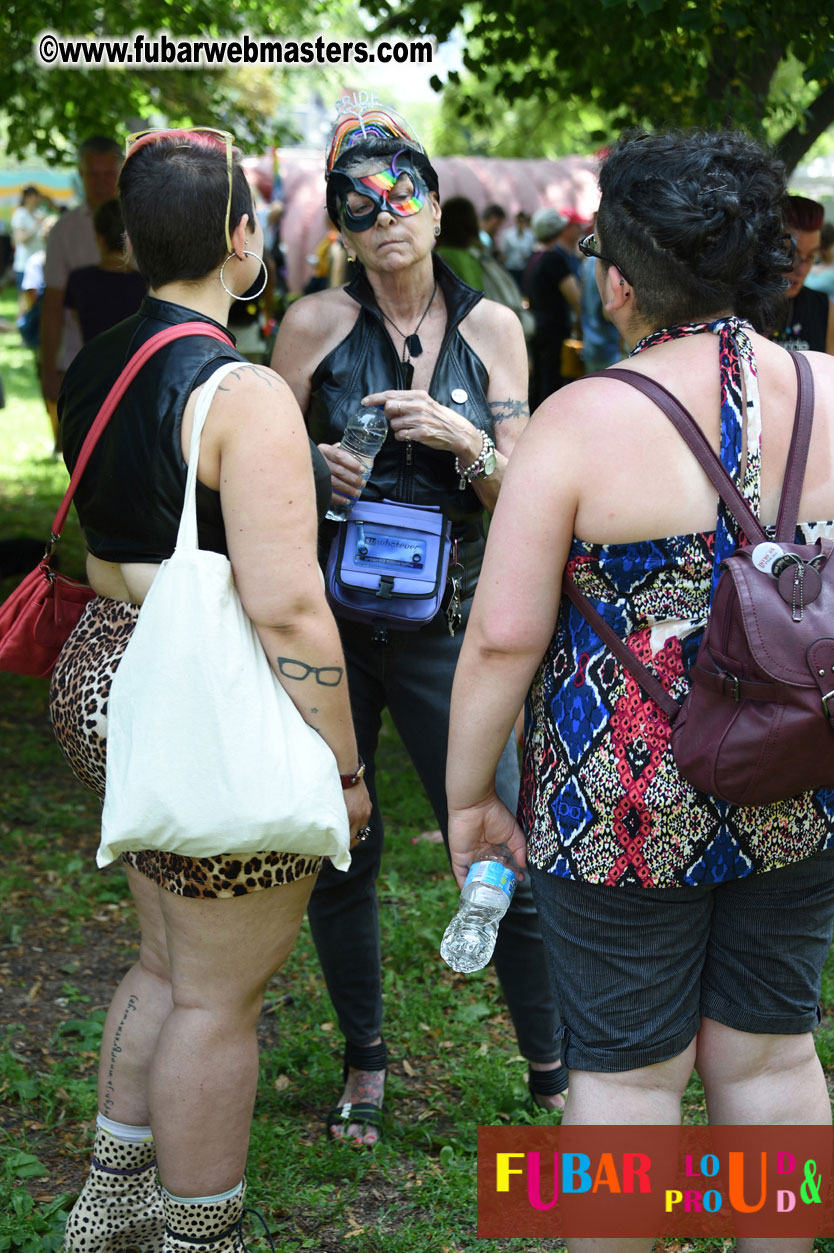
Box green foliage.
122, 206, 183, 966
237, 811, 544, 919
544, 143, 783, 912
372, 0, 834, 169
0, 0, 370, 159
427, 67, 616, 158
0, 1189, 71, 1253
0, 1153, 72, 1253
55, 1010, 107, 1053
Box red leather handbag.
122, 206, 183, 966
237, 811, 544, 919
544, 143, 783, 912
0, 322, 233, 679
565, 353, 834, 806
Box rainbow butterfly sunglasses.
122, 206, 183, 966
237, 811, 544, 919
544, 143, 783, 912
327, 148, 428, 233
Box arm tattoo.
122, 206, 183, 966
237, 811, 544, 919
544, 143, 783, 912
276, 657, 344, 687
489, 398, 530, 424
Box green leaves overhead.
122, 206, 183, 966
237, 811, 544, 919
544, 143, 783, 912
0, 0, 831, 168
369, 0, 834, 170
0, 0, 363, 158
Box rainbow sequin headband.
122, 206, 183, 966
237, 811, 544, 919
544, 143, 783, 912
325, 102, 424, 174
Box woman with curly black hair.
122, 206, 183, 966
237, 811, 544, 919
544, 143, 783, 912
448, 128, 834, 1253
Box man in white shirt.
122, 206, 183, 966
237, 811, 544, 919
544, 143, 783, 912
11, 186, 46, 312
40, 135, 122, 450
501, 210, 536, 291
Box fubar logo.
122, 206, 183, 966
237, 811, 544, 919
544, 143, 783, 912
477, 1126, 834, 1238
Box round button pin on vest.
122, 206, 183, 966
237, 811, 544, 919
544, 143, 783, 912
450, 388, 468, 404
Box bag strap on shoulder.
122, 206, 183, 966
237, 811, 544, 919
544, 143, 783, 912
596, 355, 812, 547
562, 352, 815, 717
561, 576, 680, 719
50, 322, 234, 542
775, 352, 814, 542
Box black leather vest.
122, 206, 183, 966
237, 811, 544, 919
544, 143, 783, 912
60, 297, 330, 562
307, 256, 491, 535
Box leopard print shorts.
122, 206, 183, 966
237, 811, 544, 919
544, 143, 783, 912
49, 596, 321, 898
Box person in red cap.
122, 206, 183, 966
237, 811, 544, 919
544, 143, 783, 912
556, 209, 593, 276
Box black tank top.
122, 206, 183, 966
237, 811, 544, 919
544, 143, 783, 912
60, 297, 331, 562
772, 285, 829, 353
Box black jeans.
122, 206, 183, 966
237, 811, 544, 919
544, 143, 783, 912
306, 600, 562, 1063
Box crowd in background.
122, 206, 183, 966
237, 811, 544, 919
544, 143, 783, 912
2, 153, 832, 453
1, 120, 834, 1253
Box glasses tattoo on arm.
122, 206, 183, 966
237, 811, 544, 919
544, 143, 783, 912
276, 657, 344, 686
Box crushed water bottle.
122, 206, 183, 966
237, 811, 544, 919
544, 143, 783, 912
440, 852, 517, 973
325, 405, 388, 522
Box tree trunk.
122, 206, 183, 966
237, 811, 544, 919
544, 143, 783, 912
775, 82, 834, 175
704, 38, 782, 127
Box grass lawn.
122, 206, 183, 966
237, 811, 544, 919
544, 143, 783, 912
1, 284, 834, 1251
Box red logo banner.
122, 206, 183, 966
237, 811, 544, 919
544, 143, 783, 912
477, 1125, 834, 1238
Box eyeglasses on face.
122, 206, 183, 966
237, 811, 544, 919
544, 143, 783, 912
578, 232, 632, 288
124, 127, 235, 253
788, 235, 820, 269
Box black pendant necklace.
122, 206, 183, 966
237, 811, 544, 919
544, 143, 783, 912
379, 281, 437, 362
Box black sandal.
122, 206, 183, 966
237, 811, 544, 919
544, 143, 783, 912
529, 1062, 569, 1111
325, 1039, 388, 1145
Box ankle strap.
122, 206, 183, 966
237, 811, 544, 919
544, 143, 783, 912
344, 1038, 388, 1072
528, 1063, 569, 1096
91, 1154, 156, 1177
165, 1222, 239, 1246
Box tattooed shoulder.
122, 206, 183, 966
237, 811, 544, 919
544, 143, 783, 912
217, 363, 282, 392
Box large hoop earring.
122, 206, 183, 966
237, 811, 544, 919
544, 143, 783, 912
219, 250, 268, 301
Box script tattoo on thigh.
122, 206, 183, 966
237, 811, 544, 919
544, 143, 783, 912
276, 657, 344, 687
489, 398, 530, 424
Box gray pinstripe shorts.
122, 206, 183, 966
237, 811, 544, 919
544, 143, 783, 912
530, 849, 834, 1072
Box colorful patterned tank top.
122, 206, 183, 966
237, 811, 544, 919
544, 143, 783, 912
519, 318, 834, 888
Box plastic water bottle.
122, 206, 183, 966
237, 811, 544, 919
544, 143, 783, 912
325, 406, 388, 522
440, 854, 517, 973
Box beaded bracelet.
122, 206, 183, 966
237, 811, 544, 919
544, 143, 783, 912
455, 430, 495, 488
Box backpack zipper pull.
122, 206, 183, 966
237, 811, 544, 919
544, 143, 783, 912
792, 562, 805, 622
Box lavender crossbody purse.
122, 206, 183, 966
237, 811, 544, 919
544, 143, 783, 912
325, 499, 454, 631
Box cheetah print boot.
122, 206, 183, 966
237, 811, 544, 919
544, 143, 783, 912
162, 1184, 252, 1251
63, 1127, 163, 1252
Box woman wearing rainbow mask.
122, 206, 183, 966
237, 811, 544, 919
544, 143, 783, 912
272, 100, 566, 1146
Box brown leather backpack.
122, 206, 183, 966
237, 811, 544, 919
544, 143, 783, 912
564, 352, 834, 806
